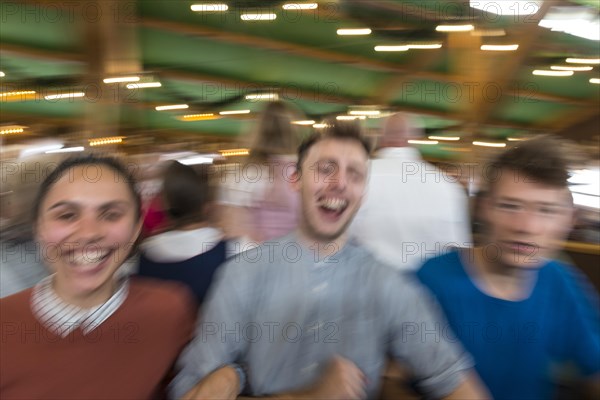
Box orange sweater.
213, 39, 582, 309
1, 277, 196, 399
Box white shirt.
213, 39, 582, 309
350, 147, 472, 271
31, 275, 128, 337
141, 227, 252, 262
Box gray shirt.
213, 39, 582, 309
171, 233, 472, 399
1, 241, 48, 298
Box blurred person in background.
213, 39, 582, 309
0, 155, 60, 297
417, 136, 600, 399
0, 155, 195, 399
171, 122, 489, 400
350, 112, 471, 271
138, 161, 228, 306
218, 100, 302, 247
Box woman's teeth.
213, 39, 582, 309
70, 251, 110, 267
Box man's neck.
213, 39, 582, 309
294, 229, 347, 262
467, 247, 540, 301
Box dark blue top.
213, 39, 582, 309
417, 250, 600, 400
138, 240, 227, 306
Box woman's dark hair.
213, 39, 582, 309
162, 161, 213, 228
33, 154, 142, 222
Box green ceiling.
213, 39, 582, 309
1, 0, 599, 145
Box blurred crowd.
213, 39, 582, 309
1, 103, 599, 399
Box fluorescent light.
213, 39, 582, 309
539, 7, 600, 41
571, 192, 600, 209
179, 113, 220, 121
0, 125, 27, 135
0, 90, 36, 98
313, 123, 328, 129
550, 65, 593, 71
472, 141, 506, 148
374, 45, 409, 52
245, 93, 278, 100
155, 104, 189, 111
507, 137, 526, 141
126, 82, 161, 89
590, 78, 600, 84
292, 120, 316, 125
241, 13, 277, 21
406, 44, 442, 49
471, 29, 506, 37
569, 168, 600, 209
220, 148, 250, 157
349, 110, 380, 116
470, 1, 541, 15
219, 110, 251, 115
21, 144, 64, 157
179, 156, 214, 165
532, 70, 574, 77
566, 58, 600, 64
282, 3, 318, 10
44, 92, 85, 100
408, 140, 438, 145
337, 28, 371, 35
436, 24, 474, 32
336, 115, 366, 120
481, 44, 519, 51
191, 4, 228, 12
89, 137, 125, 146
428, 136, 460, 141
46, 146, 85, 154
0, 71, 5, 77
103, 76, 140, 84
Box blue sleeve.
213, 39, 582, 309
560, 265, 600, 376
385, 270, 473, 398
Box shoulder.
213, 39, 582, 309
418, 250, 462, 278
540, 260, 598, 301
1, 287, 33, 317
127, 277, 196, 317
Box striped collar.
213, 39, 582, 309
30, 275, 129, 337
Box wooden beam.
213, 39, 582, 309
547, 106, 600, 134
157, 69, 354, 105
141, 18, 399, 73
0, 43, 82, 63
470, 1, 553, 126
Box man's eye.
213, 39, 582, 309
497, 202, 520, 211
539, 207, 559, 215
348, 170, 364, 182
319, 163, 335, 174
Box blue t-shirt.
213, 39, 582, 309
417, 250, 600, 400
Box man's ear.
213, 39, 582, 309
290, 169, 302, 192
478, 191, 493, 225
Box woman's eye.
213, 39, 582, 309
102, 212, 123, 221
57, 213, 76, 221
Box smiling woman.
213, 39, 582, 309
0, 155, 196, 399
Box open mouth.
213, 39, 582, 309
67, 249, 113, 272
317, 197, 348, 219
504, 241, 538, 255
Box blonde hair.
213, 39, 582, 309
248, 101, 303, 162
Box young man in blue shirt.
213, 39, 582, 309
418, 135, 600, 399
